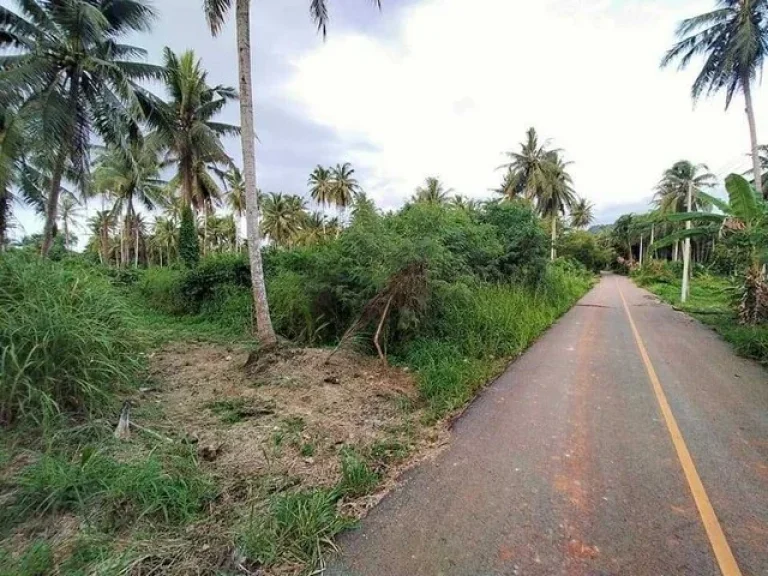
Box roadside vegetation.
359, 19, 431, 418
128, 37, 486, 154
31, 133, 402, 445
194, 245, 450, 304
3, 0, 768, 574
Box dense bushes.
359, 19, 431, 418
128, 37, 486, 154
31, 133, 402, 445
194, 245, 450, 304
132, 200, 594, 417
0, 253, 141, 428
558, 229, 613, 273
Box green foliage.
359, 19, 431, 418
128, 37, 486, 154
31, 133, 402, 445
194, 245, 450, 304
558, 230, 613, 272
336, 448, 380, 497
0, 254, 141, 428
408, 265, 594, 417
239, 490, 354, 568
136, 267, 186, 314
0, 541, 53, 576
8, 445, 216, 528
179, 205, 200, 268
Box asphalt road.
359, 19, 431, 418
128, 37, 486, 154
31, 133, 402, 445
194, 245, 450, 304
327, 275, 768, 576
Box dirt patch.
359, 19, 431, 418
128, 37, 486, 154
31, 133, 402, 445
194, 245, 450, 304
144, 344, 444, 493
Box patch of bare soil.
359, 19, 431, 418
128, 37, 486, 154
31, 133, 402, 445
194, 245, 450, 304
131, 343, 448, 573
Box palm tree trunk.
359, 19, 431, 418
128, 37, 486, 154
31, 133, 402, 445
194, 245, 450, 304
673, 241, 679, 262
134, 224, 139, 268
650, 224, 655, 260
639, 233, 644, 267
41, 73, 81, 257
681, 181, 693, 303
40, 147, 68, 257
550, 216, 557, 261
236, 0, 277, 347
743, 76, 764, 198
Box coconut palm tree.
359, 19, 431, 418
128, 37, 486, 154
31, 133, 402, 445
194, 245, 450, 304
0, 0, 161, 256
538, 151, 576, 260
412, 177, 452, 205
308, 165, 333, 232
662, 0, 768, 197
658, 174, 768, 321
654, 161, 715, 214
58, 193, 82, 250
88, 210, 115, 265
93, 141, 166, 267
261, 192, 307, 247
153, 216, 178, 266
225, 167, 247, 249
570, 197, 595, 229
500, 128, 556, 201
330, 162, 360, 211
144, 48, 236, 210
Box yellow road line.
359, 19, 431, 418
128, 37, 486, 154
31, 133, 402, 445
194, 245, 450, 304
617, 282, 743, 576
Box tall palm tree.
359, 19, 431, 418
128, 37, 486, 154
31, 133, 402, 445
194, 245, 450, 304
412, 177, 451, 205
308, 165, 333, 232
538, 151, 577, 260
662, 0, 768, 197
261, 192, 307, 247
225, 167, 247, 249
654, 161, 715, 214
89, 209, 116, 265
58, 193, 82, 250
330, 162, 360, 211
500, 128, 556, 201
570, 197, 595, 229
203, 0, 381, 346
153, 216, 178, 266
146, 48, 237, 209
93, 141, 166, 267
0, 0, 161, 256
494, 169, 523, 202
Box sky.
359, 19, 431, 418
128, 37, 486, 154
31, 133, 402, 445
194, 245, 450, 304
9, 0, 768, 242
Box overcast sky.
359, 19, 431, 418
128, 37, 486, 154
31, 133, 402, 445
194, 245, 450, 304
10, 0, 768, 240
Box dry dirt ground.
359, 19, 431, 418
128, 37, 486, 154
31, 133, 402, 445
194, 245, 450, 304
1, 343, 448, 576
145, 343, 447, 507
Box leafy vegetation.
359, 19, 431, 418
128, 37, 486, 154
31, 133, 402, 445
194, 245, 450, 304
0, 253, 141, 428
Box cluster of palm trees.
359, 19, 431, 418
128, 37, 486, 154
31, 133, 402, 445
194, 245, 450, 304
1, 0, 383, 347
496, 127, 593, 259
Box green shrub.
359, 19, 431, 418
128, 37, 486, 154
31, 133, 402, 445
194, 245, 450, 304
239, 490, 353, 568
179, 205, 199, 268
10, 445, 216, 527
180, 253, 250, 307
136, 267, 186, 314
558, 230, 613, 273
0, 254, 141, 428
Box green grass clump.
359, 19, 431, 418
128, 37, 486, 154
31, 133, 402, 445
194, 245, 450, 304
0, 253, 142, 428
9, 445, 216, 528
0, 540, 53, 576
239, 489, 354, 568
336, 448, 379, 498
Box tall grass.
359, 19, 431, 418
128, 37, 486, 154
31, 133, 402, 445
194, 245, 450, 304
0, 254, 141, 428
407, 264, 593, 417
8, 444, 216, 528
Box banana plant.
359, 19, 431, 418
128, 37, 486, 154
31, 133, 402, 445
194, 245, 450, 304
653, 174, 768, 323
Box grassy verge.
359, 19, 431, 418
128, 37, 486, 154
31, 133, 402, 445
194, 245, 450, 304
633, 269, 768, 363
406, 264, 595, 419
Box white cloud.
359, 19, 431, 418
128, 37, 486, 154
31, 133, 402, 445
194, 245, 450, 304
284, 0, 765, 221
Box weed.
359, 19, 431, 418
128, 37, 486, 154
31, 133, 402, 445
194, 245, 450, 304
300, 443, 315, 457
0, 253, 142, 429
206, 398, 275, 424
368, 438, 410, 468
0, 540, 53, 576
336, 448, 379, 498
239, 489, 354, 568
9, 444, 216, 528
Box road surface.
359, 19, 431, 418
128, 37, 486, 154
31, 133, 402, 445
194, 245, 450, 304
328, 274, 768, 576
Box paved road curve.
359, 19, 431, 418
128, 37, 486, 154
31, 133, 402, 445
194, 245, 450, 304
328, 275, 768, 576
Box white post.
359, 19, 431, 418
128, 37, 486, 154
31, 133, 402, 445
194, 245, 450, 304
681, 181, 692, 302
639, 233, 644, 268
